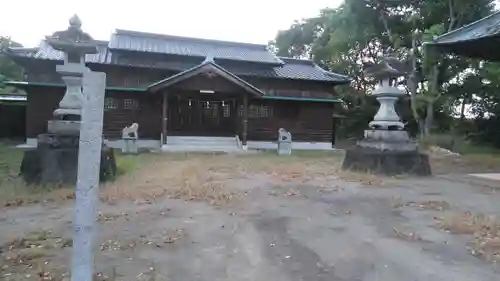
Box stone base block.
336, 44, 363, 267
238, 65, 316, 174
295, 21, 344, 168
342, 146, 431, 176
20, 145, 117, 185
364, 129, 410, 141
357, 139, 418, 151
37, 133, 80, 149
47, 120, 81, 135
121, 138, 139, 154
277, 142, 292, 155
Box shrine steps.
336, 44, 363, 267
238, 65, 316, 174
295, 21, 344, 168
161, 136, 242, 153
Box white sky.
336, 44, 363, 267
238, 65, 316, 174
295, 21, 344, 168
0, 0, 342, 48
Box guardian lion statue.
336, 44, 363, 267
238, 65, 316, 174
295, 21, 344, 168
122, 123, 139, 139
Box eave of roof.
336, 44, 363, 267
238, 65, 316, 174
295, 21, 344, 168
425, 11, 500, 60
431, 11, 500, 45
148, 58, 264, 96
6, 81, 146, 92
262, 96, 341, 103
7, 81, 341, 103
0, 95, 27, 102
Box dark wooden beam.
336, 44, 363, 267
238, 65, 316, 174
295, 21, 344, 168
162, 91, 168, 144
242, 93, 248, 148
235, 99, 241, 138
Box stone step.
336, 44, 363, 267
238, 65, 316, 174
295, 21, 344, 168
161, 145, 242, 153
166, 136, 237, 146
162, 136, 240, 152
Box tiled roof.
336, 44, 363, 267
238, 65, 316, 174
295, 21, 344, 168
109, 30, 284, 65
7, 33, 349, 84
433, 11, 500, 44
221, 58, 349, 82
36, 40, 111, 63
8, 41, 111, 64
5, 47, 38, 58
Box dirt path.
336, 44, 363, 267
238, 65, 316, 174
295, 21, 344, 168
2, 154, 500, 280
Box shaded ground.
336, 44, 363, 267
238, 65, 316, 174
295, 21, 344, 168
2, 147, 500, 280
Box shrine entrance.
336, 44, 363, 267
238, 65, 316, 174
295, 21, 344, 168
148, 58, 264, 145
168, 94, 237, 136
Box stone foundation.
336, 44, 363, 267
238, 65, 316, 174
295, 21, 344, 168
20, 135, 116, 185
342, 147, 431, 176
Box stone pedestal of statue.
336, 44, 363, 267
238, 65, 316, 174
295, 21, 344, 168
342, 129, 431, 176
20, 129, 117, 185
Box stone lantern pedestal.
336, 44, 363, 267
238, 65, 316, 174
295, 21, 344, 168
20, 15, 116, 185
341, 62, 431, 176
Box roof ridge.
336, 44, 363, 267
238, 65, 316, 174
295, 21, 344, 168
7, 47, 38, 51
278, 57, 315, 65
114, 29, 268, 49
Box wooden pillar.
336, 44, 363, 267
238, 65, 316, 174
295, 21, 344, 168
235, 99, 241, 137
331, 117, 336, 147
162, 92, 168, 144
242, 93, 248, 149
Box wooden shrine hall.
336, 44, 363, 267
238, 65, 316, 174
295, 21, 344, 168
7, 27, 350, 151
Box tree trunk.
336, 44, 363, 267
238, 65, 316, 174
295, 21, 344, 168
459, 95, 469, 121
424, 101, 434, 136
408, 36, 425, 140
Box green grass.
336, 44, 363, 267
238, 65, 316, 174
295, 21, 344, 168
0, 140, 145, 206
115, 154, 143, 176
0, 141, 35, 204
0, 141, 24, 178
424, 133, 500, 155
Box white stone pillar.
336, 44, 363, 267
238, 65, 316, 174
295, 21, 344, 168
71, 71, 106, 281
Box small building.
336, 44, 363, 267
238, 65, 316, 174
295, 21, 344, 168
6, 29, 349, 150
0, 91, 26, 140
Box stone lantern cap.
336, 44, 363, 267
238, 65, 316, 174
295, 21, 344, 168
363, 56, 411, 81
46, 14, 98, 55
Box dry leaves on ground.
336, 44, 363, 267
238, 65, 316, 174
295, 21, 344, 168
392, 227, 423, 241
437, 212, 500, 262
393, 199, 451, 211
102, 156, 240, 206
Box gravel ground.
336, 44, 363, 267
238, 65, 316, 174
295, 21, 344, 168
2, 154, 500, 281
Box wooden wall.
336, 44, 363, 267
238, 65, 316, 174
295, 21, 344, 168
26, 86, 64, 138
0, 103, 26, 139
102, 91, 161, 139
25, 87, 161, 140
245, 99, 334, 142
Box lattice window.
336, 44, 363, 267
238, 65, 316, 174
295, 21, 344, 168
104, 98, 118, 111
223, 104, 230, 117
123, 98, 139, 110
240, 105, 272, 119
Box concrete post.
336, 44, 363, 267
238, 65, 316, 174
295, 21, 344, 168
71, 70, 106, 281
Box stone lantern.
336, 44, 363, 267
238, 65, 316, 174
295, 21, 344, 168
341, 56, 431, 176
20, 15, 116, 184
45, 14, 98, 135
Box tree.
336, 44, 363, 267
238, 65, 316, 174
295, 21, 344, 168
270, 0, 496, 139
0, 36, 24, 95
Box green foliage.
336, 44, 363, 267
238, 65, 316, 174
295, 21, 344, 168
0, 36, 24, 95
271, 0, 499, 145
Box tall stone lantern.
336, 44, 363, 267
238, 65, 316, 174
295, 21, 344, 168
20, 15, 116, 184
46, 14, 97, 134
341, 56, 431, 176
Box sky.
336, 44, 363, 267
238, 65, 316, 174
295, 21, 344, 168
0, 0, 342, 48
